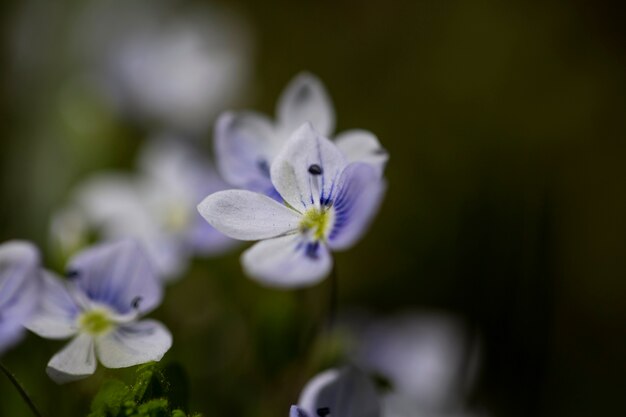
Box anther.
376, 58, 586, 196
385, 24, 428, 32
66, 269, 80, 279
131, 296, 142, 309
308, 164, 323, 175
317, 407, 331, 417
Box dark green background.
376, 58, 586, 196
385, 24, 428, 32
1, 0, 625, 416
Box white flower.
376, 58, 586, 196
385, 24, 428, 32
26, 240, 172, 383
215, 72, 388, 199
198, 123, 386, 288
290, 367, 381, 417
0, 241, 41, 355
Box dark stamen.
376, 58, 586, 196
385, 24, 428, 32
131, 296, 142, 309
308, 164, 323, 175
257, 159, 270, 178
66, 270, 80, 280
317, 407, 331, 417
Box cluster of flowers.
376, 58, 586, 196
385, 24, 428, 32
1, 73, 390, 415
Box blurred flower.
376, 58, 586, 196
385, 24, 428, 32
291, 366, 381, 417
199, 123, 386, 288
215, 72, 388, 199
72, 0, 252, 134
52, 135, 237, 281
26, 240, 171, 384
346, 312, 483, 417
0, 241, 41, 355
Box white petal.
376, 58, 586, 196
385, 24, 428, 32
277, 72, 335, 137
25, 271, 79, 339
334, 130, 388, 175
197, 190, 300, 240
95, 320, 172, 368
270, 123, 347, 212
47, 333, 97, 384
242, 234, 332, 288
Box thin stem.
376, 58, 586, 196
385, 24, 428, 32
327, 263, 339, 331
0, 361, 44, 417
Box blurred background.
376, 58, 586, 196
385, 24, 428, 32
1, 0, 625, 416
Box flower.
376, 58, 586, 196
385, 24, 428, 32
215, 72, 388, 199
0, 241, 41, 355
198, 123, 386, 288
53, 135, 237, 281
25, 240, 172, 383
290, 366, 381, 417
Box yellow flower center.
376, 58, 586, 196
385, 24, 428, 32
164, 203, 190, 232
299, 207, 333, 241
78, 309, 113, 335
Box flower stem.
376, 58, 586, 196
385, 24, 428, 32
0, 361, 44, 417
327, 264, 339, 330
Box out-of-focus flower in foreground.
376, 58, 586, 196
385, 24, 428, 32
199, 123, 386, 288
215, 72, 388, 199
26, 240, 171, 383
290, 366, 381, 417
0, 241, 41, 355
52, 136, 236, 281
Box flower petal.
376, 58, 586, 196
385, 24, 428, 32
25, 271, 79, 339
198, 190, 301, 240
67, 240, 162, 315
298, 367, 381, 417
327, 163, 386, 250
241, 234, 332, 288
290, 405, 309, 417
277, 72, 335, 137
47, 333, 97, 384
334, 130, 388, 175
271, 123, 347, 212
95, 319, 172, 369
214, 111, 279, 195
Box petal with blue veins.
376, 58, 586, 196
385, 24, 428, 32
67, 240, 162, 315
46, 333, 97, 384
334, 130, 389, 176
241, 234, 332, 288
327, 163, 386, 251
271, 123, 347, 212
198, 190, 301, 240
277, 72, 335, 138
95, 319, 172, 369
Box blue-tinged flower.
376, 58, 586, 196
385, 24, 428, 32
0, 241, 41, 355
215, 72, 388, 199
290, 367, 381, 417
198, 123, 386, 288
25, 240, 172, 383
53, 136, 237, 281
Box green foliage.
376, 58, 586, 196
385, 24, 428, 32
88, 363, 200, 417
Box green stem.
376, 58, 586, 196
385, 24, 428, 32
327, 264, 338, 330
0, 361, 44, 417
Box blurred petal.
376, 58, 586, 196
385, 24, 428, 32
68, 240, 162, 315
25, 271, 79, 339
299, 367, 381, 417
271, 123, 347, 212
47, 333, 97, 384
214, 111, 279, 195
327, 163, 386, 250
334, 130, 388, 175
278, 72, 335, 137
96, 319, 172, 369
242, 235, 332, 288
198, 190, 300, 240
290, 405, 309, 417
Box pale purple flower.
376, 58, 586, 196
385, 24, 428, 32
290, 367, 381, 417
25, 240, 172, 383
215, 72, 388, 199
0, 241, 41, 355
198, 123, 386, 288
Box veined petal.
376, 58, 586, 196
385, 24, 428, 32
95, 319, 172, 369
198, 190, 300, 240
271, 123, 347, 212
67, 240, 162, 315
25, 271, 79, 339
214, 111, 278, 195
298, 367, 381, 417
241, 235, 332, 288
47, 333, 97, 384
327, 163, 386, 250
334, 130, 389, 175
277, 72, 335, 137
290, 405, 309, 417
